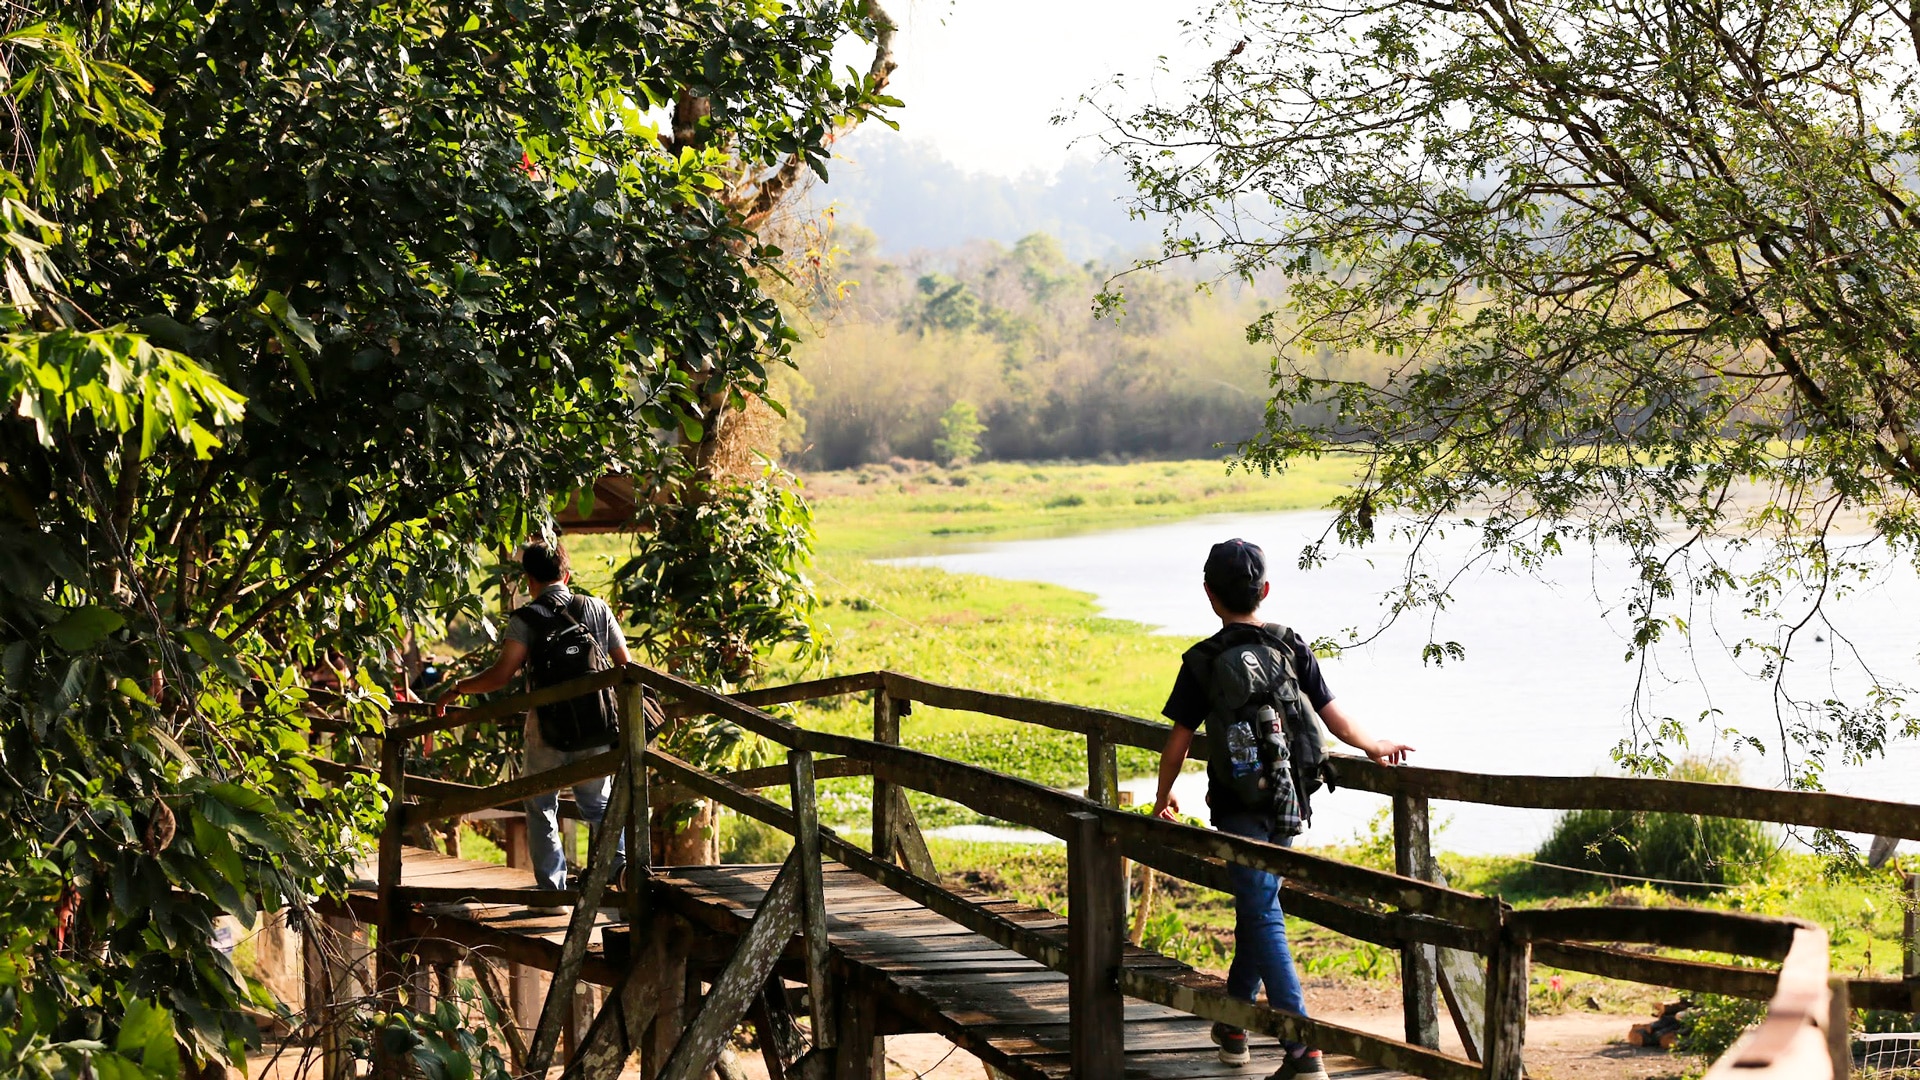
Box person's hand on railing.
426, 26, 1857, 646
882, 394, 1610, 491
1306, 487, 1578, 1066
1368, 738, 1415, 766
1154, 794, 1180, 822
433, 682, 464, 717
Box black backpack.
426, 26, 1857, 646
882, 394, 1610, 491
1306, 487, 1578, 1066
519, 595, 620, 752
1186, 623, 1335, 828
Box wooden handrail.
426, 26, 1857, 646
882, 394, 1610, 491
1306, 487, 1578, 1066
639, 663, 1503, 932
738, 669, 1920, 840
408, 748, 623, 822
390, 665, 631, 741
1704, 926, 1843, 1080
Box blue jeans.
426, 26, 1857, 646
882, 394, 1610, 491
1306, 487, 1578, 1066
523, 714, 625, 893
1215, 810, 1309, 1044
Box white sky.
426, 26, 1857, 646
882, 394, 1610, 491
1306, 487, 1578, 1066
849, 0, 1217, 179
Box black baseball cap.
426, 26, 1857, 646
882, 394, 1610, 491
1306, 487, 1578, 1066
1204, 538, 1266, 610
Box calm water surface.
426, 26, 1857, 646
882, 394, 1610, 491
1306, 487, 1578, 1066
894, 511, 1920, 855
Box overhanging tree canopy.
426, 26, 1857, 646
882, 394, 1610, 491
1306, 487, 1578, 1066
1099, 0, 1919, 782
0, 0, 891, 1072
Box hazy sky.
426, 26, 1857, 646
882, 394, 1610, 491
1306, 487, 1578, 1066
851, 0, 1217, 180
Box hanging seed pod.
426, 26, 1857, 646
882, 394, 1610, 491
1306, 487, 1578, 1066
143, 798, 176, 854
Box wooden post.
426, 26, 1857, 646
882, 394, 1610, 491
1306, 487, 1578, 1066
1067, 811, 1125, 1079
1482, 917, 1528, 1080
1086, 732, 1119, 807
872, 688, 899, 862
303, 915, 353, 1080
1394, 792, 1441, 1049
1829, 975, 1852, 1080
643, 923, 690, 1079
789, 750, 836, 1051
502, 817, 544, 1048
656, 854, 804, 1080
374, 732, 407, 1008
748, 976, 805, 1080
626, 682, 652, 923
833, 986, 884, 1080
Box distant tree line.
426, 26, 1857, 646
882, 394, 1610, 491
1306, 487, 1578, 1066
786, 231, 1350, 468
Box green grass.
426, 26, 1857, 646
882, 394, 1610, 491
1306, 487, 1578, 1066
801, 456, 1360, 559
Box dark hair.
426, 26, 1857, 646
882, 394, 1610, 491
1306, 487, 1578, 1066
521, 540, 569, 584
1204, 538, 1266, 614
1209, 582, 1263, 616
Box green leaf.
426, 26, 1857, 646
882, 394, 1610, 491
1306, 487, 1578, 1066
116, 997, 180, 1080
46, 605, 124, 651
678, 414, 704, 443
116, 676, 155, 706
177, 628, 247, 685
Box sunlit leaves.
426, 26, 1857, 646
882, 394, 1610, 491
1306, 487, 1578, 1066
1103, 0, 1920, 785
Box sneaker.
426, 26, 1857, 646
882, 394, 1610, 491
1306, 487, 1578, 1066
1212, 1023, 1251, 1066
516, 905, 570, 917
1272, 1048, 1327, 1080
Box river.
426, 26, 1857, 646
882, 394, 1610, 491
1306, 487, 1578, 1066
891, 511, 1920, 855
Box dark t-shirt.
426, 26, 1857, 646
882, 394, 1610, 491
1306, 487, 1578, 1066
1161, 623, 1335, 730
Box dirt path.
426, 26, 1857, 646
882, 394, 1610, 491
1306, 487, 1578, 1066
724, 989, 1699, 1080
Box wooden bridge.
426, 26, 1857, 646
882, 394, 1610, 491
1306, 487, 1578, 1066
295, 665, 1920, 1080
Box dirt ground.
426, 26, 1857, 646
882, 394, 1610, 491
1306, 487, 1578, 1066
247, 977, 1697, 1080
719, 979, 1700, 1080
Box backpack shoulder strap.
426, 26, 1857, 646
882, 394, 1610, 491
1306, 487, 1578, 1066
516, 600, 564, 631
560, 595, 609, 663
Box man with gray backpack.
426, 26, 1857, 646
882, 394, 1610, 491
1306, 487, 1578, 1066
436, 540, 630, 907
1151, 539, 1414, 1077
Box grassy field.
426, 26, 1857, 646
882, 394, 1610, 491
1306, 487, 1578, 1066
799, 456, 1360, 558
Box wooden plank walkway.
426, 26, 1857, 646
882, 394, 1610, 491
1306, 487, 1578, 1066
658, 863, 1403, 1080
349, 850, 1408, 1080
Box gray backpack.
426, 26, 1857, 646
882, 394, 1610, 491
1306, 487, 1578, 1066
1187, 623, 1333, 833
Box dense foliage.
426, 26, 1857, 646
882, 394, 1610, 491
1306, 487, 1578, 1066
1535, 762, 1778, 889
0, 0, 889, 1073
1100, 0, 1920, 782
786, 230, 1358, 467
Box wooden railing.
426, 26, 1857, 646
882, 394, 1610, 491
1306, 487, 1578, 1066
301, 664, 1885, 1080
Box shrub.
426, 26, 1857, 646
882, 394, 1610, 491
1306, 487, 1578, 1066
1535, 760, 1778, 890
1677, 994, 1767, 1059
721, 812, 793, 864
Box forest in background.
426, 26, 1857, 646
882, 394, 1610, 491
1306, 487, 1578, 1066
779, 226, 1381, 469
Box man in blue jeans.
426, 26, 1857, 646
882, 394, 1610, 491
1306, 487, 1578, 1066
436, 541, 630, 910
1152, 539, 1413, 1077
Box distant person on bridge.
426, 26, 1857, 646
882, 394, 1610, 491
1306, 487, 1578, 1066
1152, 538, 1414, 1078
436, 540, 630, 908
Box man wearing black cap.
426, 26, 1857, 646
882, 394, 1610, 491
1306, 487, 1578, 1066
1152, 538, 1413, 1077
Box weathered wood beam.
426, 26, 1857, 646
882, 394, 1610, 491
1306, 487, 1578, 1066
732, 672, 885, 710
1118, 965, 1483, 1080
1482, 922, 1528, 1080
1705, 927, 1836, 1080
657, 852, 804, 1080
651, 756, 871, 807
391, 665, 633, 742
1534, 942, 1778, 999
877, 668, 1920, 841
1066, 812, 1124, 1079
1337, 756, 1920, 842
789, 751, 836, 1052
471, 954, 530, 1073
1510, 906, 1805, 960
1395, 792, 1441, 1050
527, 765, 630, 1074
410, 749, 623, 823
